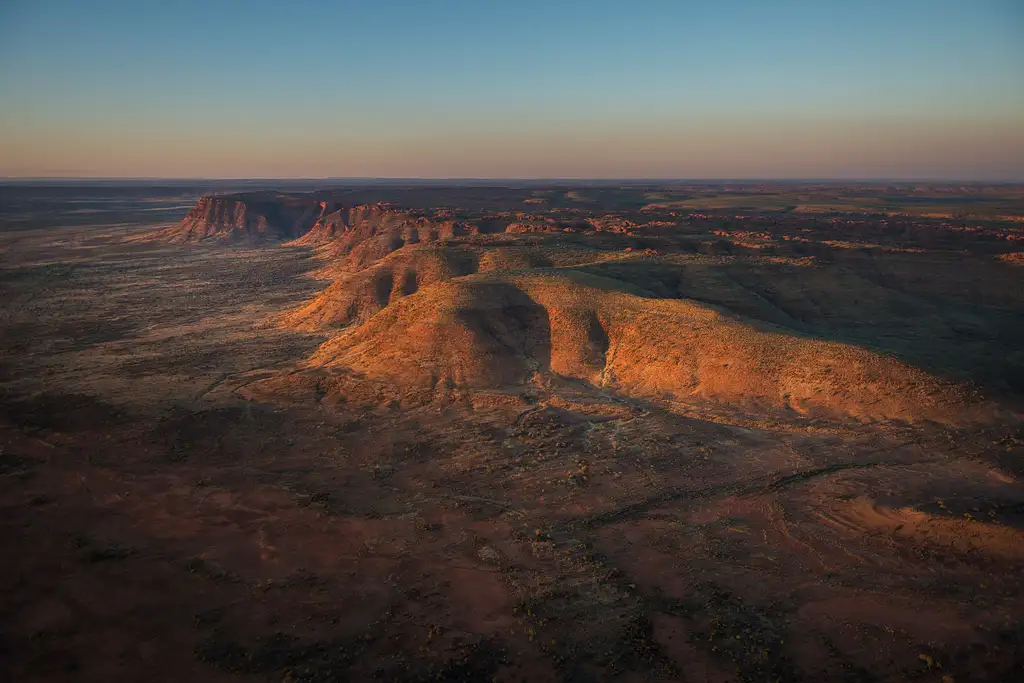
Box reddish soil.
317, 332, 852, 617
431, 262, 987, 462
2, 185, 1023, 682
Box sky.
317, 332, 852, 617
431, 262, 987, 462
0, 0, 1022, 179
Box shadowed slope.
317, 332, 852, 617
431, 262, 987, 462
571, 253, 1024, 396
308, 270, 991, 423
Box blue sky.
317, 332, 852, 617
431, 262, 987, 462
1, 0, 1022, 178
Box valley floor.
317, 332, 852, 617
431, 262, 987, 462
1, 224, 1022, 682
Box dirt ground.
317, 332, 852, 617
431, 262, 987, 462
1, 222, 1022, 682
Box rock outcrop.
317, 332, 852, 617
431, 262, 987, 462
159, 194, 523, 249
156, 193, 326, 243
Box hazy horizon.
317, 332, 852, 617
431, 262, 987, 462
2, 0, 1022, 180
4, 176, 1024, 184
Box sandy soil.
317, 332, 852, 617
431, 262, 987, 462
1, 222, 1022, 682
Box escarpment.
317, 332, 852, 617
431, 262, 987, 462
160, 191, 1015, 425
158, 192, 603, 247
156, 194, 326, 243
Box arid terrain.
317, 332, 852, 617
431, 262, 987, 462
2, 181, 1023, 682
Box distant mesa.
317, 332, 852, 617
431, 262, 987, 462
153, 193, 325, 243
153, 193, 414, 245
155, 192, 608, 246
155, 193, 525, 245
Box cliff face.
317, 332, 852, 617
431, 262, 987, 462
161, 194, 532, 248
162, 194, 325, 243
288, 202, 406, 246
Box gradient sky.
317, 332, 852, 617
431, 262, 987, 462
1, 0, 1022, 179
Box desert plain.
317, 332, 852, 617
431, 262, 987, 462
1, 181, 1023, 682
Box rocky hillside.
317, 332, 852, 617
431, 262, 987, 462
301, 270, 990, 423
274, 245, 1010, 425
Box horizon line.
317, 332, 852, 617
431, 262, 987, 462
3, 176, 1023, 184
